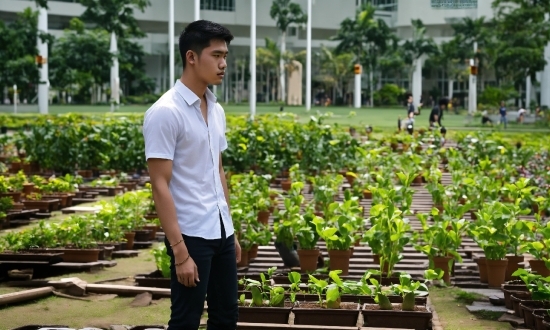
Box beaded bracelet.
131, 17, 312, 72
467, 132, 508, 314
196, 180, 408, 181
175, 254, 190, 266
170, 238, 184, 248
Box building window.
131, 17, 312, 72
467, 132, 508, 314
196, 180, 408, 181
200, 0, 235, 11
358, 0, 397, 11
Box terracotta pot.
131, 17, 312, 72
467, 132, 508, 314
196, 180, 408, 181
505, 255, 524, 281
248, 244, 258, 260
520, 301, 550, 329
486, 259, 508, 288
22, 183, 35, 196
529, 259, 550, 276
345, 174, 355, 186
328, 249, 351, 276
143, 224, 160, 241
363, 190, 372, 199
134, 229, 152, 242
124, 231, 135, 250
237, 248, 250, 267
501, 280, 528, 306
511, 291, 532, 317
297, 249, 319, 273
475, 257, 488, 283
0, 192, 21, 203
77, 170, 93, 178
533, 309, 550, 330
413, 175, 423, 185
257, 210, 270, 225
61, 248, 100, 263
433, 256, 453, 284
281, 180, 292, 192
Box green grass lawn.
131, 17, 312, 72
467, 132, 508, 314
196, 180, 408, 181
1, 103, 548, 133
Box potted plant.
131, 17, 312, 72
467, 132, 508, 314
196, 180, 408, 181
136, 245, 171, 288
294, 203, 321, 273
238, 267, 293, 324
312, 201, 358, 276
469, 201, 511, 288
415, 207, 470, 284
361, 270, 443, 330
272, 182, 304, 268
292, 270, 361, 327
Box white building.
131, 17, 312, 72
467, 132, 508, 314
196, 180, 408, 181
1, 0, 547, 107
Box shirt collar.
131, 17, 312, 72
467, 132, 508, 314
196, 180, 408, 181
174, 80, 217, 106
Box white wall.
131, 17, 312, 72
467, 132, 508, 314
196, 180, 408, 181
396, 0, 494, 28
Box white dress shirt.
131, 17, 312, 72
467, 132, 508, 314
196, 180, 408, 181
143, 80, 234, 239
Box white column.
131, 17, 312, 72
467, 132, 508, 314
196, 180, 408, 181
541, 14, 550, 107
468, 42, 478, 114
354, 65, 361, 108
169, 0, 175, 87
109, 32, 119, 112
249, 0, 256, 119
526, 76, 532, 108
448, 79, 454, 100
13, 85, 17, 114
305, 0, 312, 111
37, 7, 48, 114
195, 0, 200, 21
412, 57, 423, 110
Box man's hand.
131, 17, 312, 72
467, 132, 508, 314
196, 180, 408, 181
175, 253, 200, 287
235, 240, 242, 263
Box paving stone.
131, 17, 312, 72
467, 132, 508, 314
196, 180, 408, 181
130, 292, 153, 307
465, 301, 508, 312
461, 288, 504, 299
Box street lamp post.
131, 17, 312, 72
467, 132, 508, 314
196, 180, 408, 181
169, 0, 175, 87
250, 0, 257, 119
305, 0, 312, 111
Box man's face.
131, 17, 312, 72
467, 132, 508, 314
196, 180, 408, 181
408, 96, 413, 103
193, 39, 228, 86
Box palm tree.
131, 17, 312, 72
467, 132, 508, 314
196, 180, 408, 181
332, 3, 393, 106
402, 19, 438, 99
451, 17, 493, 89
315, 46, 355, 104
270, 0, 307, 103
256, 38, 279, 103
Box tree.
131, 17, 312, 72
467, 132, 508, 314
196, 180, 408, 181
49, 18, 112, 103
332, 3, 394, 106
270, 0, 307, 103
117, 38, 155, 95
257, 38, 280, 103
78, 0, 150, 38
401, 19, 438, 96
451, 16, 493, 88
314, 46, 355, 104
491, 0, 550, 87
0, 8, 43, 102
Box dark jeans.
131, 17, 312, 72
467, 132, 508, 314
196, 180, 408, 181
165, 219, 238, 330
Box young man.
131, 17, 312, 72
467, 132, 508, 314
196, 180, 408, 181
429, 98, 447, 128
403, 93, 416, 129
499, 101, 507, 128
143, 20, 240, 330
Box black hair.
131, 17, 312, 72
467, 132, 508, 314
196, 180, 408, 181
439, 98, 448, 107
405, 93, 412, 99
179, 20, 234, 68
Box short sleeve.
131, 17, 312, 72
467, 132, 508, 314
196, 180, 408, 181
143, 106, 179, 161
218, 105, 228, 152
